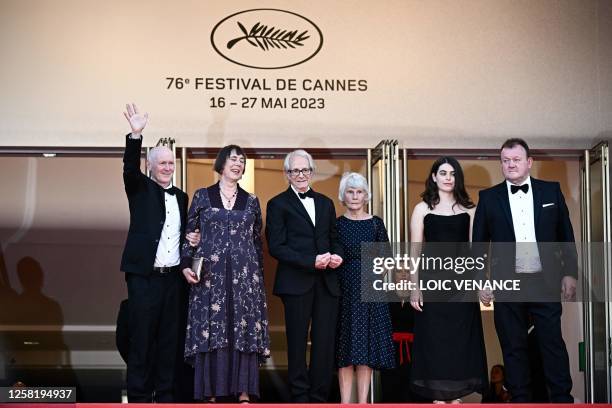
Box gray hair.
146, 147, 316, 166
338, 172, 371, 203
283, 149, 316, 173
147, 146, 174, 168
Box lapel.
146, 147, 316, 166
154, 182, 185, 223
531, 177, 543, 232
284, 187, 315, 229
152, 179, 166, 212
314, 192, 323, 229
175, 188, 187, 226
494, 182, 516, 240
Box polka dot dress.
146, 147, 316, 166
335, 215, 395, 369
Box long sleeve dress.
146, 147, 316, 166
180, 182, 270, 399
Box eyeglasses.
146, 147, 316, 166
287, 168, 312, 177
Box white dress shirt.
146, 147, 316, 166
154, 187, 181, 267
291, 185, 316, 226
507, 176, 542, 273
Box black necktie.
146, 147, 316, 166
298, 190, 315, 200
510, 184, 529, 194
162, 187, 176, 196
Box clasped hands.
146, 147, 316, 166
315, 252, 343, 269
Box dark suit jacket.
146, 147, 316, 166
120, 134, 188, 276
472, 178, 578, 284
266, 187, 344, 296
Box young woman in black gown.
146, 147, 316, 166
408, 157, 487, 403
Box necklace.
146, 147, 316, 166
219, 185, 237, 209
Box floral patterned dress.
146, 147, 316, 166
180, 182, 270, 399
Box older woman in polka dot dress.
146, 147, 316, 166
335, 172, 395, 403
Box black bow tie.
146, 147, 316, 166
511, 184, 529, 194
298, 190, 315, 200
162, 187, 176, 196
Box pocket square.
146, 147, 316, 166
542, 203, 555, 208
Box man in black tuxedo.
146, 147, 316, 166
120, 103, 194, 402
473, 138, 577, 403
266, 149, 344, 403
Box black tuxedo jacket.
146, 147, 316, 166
472, 178, 578, 283
266, 187, 344, 296
120, 135, 188, 276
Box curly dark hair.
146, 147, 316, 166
421, 156, 475, 210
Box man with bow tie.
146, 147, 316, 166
473, 138, 577, 403
120, 103, 196, 402
266, 149, 344, 403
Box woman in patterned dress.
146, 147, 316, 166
335, 172, 395, 403
180, 145, 270, 403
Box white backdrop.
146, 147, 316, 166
0, 0, 611, 149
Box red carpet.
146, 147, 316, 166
2, 404, 605, 408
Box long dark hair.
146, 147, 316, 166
421, 156, 475, 210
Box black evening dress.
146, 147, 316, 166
335, 216, 395, 370
409, 213, 487, 401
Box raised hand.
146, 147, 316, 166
123, 103, 149, 136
